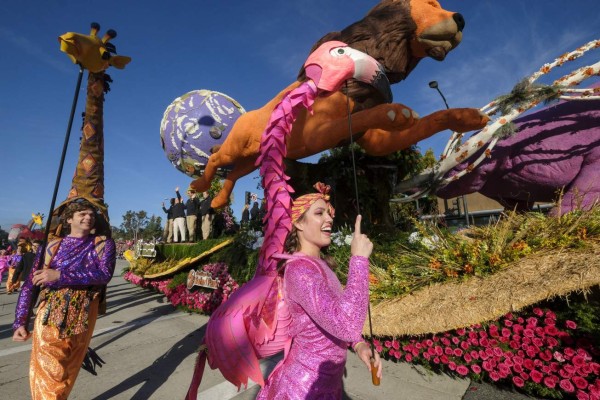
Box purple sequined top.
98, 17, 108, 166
13, 235, 116, 331
256, 254, 369, 400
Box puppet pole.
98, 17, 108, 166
27, 65, 84, 318
345, 83, 380, 386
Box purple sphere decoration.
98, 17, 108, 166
160, 90, 245, 178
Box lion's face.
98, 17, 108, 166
304, 0, 466, 89
406, 0, 464, 61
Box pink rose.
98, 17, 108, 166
490, 371, 500, 381
565, 320, 577, 330
435, 346, 443, 356
513, 363, 524, 374
448, 362, 456, 371
501, 327, 511, 338
524, 359, 535, 371
544, 375, 558, 388
560, 378, 575, 393
392, 340, 400, 350
572, 355, 586, 367
471, 364, 482, 374
560, 368, 573, 379
554, 351, 566, 362
504, 319, 514, 327
463, 353, 472, 363
576, 390, 590, 400
385, 340, 392, 348
545, 317, 556, 326
546, 337, 559, 347
526, 317, 539, 327
545, 310, 556, 320
445, 347, 453, 355
405, 353, 413, 362
433, 357, 440, 364
523, 329, 535, 338
540, 350, 553, 362
453, 348, 464, 357
533, 308, 544, 317
440, 355, 449, 364
512, 376, 525, 387
482, 361, 493, 372
530, 370, 543, 383
452, 337, 460, 345
460, 341, 470, 350
565, 348, 576, 358
572, 376, 588, 390
456, 365, 469, 376
456, 328, 466, 336
470, 350, 479, 360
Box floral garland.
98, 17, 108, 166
371, 307, 599, 399
124, 262, 239, 315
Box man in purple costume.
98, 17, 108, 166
256, 184, 382, 400
12, 199, 116, 399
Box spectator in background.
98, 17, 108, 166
241, 204, 250, 226
172, 187, 187, 243
12, 241, 41, 287
162, 198, 175, 243
185, 189, 200, 242
7, 243, 25, 294
199, 191, 214, 240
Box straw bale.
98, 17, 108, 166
364, 241, 600, 337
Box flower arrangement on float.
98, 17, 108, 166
124, 262, 239, 314
371, 306, 599, 399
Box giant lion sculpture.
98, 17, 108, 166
191, 0, 489, 208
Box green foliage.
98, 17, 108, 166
365, 205, 600, 301
167, 272, 188, 290
118, 210, 163, 241
212, 227, 260, 283
156, 239, 226, 260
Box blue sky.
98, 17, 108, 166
1, 0, 599, 231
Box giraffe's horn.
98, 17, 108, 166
101, 29, 117, 44
90, 22, 100, 37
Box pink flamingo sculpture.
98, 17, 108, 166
186, 41, 390, 398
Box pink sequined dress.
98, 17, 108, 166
256, 253, 369, 400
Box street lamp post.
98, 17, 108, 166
428, 80, 470, 227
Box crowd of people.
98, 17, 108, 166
161, 187, 214, 243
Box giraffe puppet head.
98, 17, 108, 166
59, 22, 131, 73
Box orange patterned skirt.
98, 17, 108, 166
6, 267, 21, 293
29, 297, 99, 400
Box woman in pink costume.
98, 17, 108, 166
256, 184, 382, 399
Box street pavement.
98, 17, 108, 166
0, 260, 537, 399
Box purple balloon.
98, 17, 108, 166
160, 90, 245, 178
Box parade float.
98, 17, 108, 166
123, 1, 600, 398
